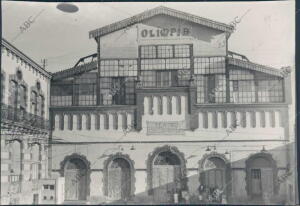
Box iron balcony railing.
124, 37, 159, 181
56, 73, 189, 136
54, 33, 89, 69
1, 103, 50, 130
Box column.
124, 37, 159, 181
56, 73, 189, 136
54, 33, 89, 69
255, 111, 261, 128
226, 111, 233, 128
171, 96, 177, 115
217, 112, 223, 128
246, 111, 252, 128
153, 96, 158, 115
82, 114, 87, 130
99, 114, 105, 130
91, 114, 96, 130
54, 114, 60, 130
108, 113, 114, 130
198, 112, 204, 129
265, 111, 271, 128
144, 97, 149, 115
236, 111, 242, 127
181, 96, 186, 115
73, 114, 78, 130
207, 112, 213, 129
127, 113, 133, 130
274, 111, 281, 128
64, 114, 68, 130
118, 113, 124, 131
162, 96, 168, 115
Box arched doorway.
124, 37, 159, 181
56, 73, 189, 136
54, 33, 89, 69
103, 153, 135, 201
107, 158, 131, 200
198, 152, 231, 203
64, 158, 88, 201
147, 145, 187, 203
245, 153, 278, 201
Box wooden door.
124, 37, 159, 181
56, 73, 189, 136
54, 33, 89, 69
108, 167, 122, 200
153, 165, 181, 203
65, 169, 87, 200
204, 169, 224, 189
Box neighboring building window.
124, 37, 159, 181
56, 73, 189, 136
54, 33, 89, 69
19, 85, 27, 111
10, 80, 18, 107
31, 91, 38, 115
10, 140, 22, 177
31, 144, 40, 180
229, 69, 255, 103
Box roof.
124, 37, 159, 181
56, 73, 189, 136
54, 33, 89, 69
89, 6, 234, 39
52, 60, 97, 81
1, 38, 52, 78
227, 56, 284, 77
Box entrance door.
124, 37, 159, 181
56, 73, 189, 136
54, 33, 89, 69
64, 159, 87, 201
251, 169, 262, 197
152, 151, 182, 203
33, 194, 39, 204
153, 165, 181, 203
107, 158, 131, 201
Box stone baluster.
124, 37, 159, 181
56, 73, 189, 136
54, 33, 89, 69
198, 112, 204, 129
181, 96, 186, 115
144, 97, 149, 115
217, 112, 223, 128
246, 111, 252, 128
153, 96, 158, 115
108, 113, 114, 130
99, 114, 105, 130
255, 111, 261, 128
91, 114, 96, 130
265, 111, 271, 128
171, 96, 177, 115
207, 112, 213, 129
162, 96, 168, 115
82, 114, 87, 130
54, 114, 60, 130
226, 111, 233, 128
274, 111, 281, 128
118, 113, 124, 131
127, 113, 133, 129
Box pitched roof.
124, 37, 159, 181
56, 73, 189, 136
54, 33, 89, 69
52, 60, 97, 81
227, 56, 284, 77
89, 6, 234, 39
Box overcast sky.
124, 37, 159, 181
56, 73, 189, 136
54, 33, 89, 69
2, 1, 295, 73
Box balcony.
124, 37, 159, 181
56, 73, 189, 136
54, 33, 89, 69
1, 103, 50, 131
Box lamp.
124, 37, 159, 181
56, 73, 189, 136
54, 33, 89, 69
130, 145, 135, 151
261, 145, 267, 152
205, 146, 211, 152
225, 150, 230, 155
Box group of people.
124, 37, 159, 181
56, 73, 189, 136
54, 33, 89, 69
198, 184, 226, 203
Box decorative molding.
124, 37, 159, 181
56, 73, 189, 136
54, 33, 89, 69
102, 152, 136, 199
1, 38, 51, 79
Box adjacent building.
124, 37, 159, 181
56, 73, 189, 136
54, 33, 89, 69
1, 38, 52, 204
48, 6, 295, 204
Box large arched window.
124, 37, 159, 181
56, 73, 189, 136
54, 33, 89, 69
9, 70, 28, 112
30, 81, 45, 117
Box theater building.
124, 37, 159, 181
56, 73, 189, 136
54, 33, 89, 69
1, 38, 52, 204
49, 6, 295, 204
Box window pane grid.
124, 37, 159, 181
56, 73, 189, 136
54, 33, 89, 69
100, 59, 138, 77
194, 57, 225, 74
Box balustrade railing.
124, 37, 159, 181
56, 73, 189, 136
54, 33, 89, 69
1, 103, 50, 130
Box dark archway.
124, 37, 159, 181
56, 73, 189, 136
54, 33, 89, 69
103, 153, 135, 201
245, 152, 278, 201
60, 153, 91, 201
146, 145, 187, 203
198, 152, 232, 202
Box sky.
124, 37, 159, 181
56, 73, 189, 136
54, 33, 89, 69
2, 1, 295, 73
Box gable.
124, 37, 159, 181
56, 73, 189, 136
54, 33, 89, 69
89, 6, 233, 39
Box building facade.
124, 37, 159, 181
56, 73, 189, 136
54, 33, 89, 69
49, 7, 295, 204
1, 39, 52, 204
